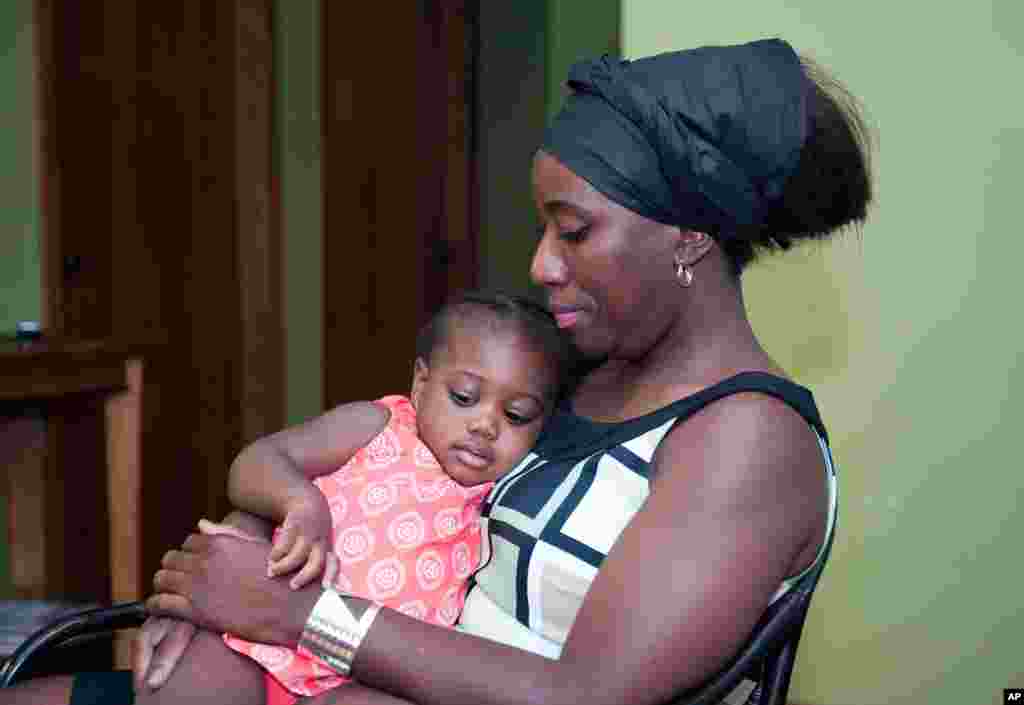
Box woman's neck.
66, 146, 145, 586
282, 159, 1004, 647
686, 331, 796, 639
575, 277, 780, 421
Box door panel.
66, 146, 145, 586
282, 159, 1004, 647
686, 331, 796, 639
36, 0, 280, 594
321, 1, 478, 407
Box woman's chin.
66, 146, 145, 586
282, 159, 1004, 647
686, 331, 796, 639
568, 329, 615, 362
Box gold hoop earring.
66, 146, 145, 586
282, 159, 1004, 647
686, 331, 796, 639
675, 260, 693, 287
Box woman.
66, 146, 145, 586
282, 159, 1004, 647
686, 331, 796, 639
5, 38, 870, 705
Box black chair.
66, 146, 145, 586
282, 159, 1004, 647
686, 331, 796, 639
665, 551, 828, 705
0, 602, 147, 688
0, 556, 827, 703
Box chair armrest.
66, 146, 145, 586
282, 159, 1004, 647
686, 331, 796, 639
0, 602, 147, 687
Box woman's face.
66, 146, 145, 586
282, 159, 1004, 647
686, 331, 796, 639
530, 151, 682, 360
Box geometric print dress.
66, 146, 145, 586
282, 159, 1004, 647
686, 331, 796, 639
224, 395, 492, 704
456, 373, 838, 705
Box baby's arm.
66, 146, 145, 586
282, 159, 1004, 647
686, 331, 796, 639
227, 400, 390, 586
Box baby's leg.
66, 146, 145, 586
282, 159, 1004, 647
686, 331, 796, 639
135, 628, 266, 705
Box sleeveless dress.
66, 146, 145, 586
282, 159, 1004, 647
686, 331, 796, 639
225, 395, 492, 704
456, 372, 839, 704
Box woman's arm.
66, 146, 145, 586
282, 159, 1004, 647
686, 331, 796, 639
227, 400, 389, 522
152, 394, 827, 705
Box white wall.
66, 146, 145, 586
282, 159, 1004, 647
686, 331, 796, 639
623, 3, 1024, 704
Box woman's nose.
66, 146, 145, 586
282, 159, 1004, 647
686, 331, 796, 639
530, 232, 568, 287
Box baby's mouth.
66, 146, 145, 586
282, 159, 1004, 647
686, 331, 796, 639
452, 442, 493, 468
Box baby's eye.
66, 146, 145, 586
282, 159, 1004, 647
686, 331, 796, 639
505, 411, 533, 426
449, 391, 474, 406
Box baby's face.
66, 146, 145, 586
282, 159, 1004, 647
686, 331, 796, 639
411, 325, 557, 487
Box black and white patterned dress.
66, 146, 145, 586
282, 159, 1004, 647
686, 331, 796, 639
457, 372, 838, 683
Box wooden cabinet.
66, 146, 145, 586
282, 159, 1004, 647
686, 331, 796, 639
1, 338, 145, 604
1, 339, 146, 668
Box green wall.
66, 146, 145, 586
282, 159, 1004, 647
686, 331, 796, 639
475, 1, 549, 297
546, 0, 620, 119
0, 0, 41, 335
1, 0, 39, 596
623, 3, 1024, 704
277, 0, 324, 425
478, 0, 620, 297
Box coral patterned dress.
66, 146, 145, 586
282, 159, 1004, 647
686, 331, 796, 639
224, 395, 492, 704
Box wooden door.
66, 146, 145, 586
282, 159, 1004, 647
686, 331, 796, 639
321, 1, 479, 407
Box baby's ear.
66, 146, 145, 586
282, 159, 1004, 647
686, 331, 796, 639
410, 357, 430, 409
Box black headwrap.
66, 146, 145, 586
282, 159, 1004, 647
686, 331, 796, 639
541, 38, 808, 235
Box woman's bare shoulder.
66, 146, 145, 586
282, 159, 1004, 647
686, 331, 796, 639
649, 389, 827, 571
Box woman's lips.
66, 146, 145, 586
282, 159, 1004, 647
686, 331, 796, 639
550, 304, 583, 329
554, 311, 580, 329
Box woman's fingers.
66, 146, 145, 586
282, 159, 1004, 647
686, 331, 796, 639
145, 591, 195, 623
145, 619, 197, 689
198, 518, 260, 541
181, 532, 214, 552
132, 616, 172, 693
132, 616, 196, 693
160, 548, 200, 573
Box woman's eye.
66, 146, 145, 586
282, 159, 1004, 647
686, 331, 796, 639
560, 226, 590, 243
449, 391, 473, 406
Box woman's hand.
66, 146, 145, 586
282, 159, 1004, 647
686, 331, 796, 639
131, 615, 196, 693
133, 518, 267, 693
269, 493, 334, 589
147, 524, 322, 646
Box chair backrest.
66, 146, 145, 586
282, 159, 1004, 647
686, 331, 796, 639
0, 602, 147, 688
667, 532, 834, 705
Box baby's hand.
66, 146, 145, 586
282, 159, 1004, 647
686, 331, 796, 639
268, 494, 333, 590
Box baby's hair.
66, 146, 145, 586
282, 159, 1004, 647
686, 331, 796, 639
416, 291, 576, 401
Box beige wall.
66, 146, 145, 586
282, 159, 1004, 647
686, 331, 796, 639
623, 3, 1024, 704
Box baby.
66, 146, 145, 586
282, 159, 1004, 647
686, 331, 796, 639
221, 291, 572, 704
